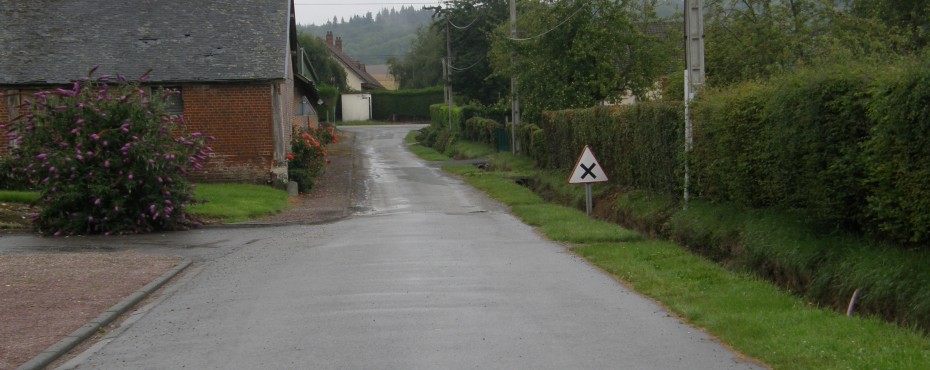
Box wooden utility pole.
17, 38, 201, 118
446, 20, 455, 130
510, 0, 521, 154
683, 0, 705, 210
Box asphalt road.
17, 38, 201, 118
18, 125, 761, 369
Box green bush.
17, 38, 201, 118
429, 103, 464, 131
0, 156, 31, 190
371, 87, 443, 121
863, 55, 930, 245
692, 64, 874, 228
463, 117, 500, 145
537, 103, 684, 194
316, 85, 339, 123
287, 127, 329, 194
3, 69, 212, 235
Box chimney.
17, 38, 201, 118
335, 37, 342, 51
325, 31, 333, 46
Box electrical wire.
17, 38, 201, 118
448, 58, 482, 72
294, 2, 439, 5
505, 5, 586, 41
447, 16, 479, 30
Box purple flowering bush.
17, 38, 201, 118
3, 68, 213, 235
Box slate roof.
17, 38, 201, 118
0, 0, 293, 85
324, 42, 385, 90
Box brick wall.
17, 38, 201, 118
182, 83, 276, 184
0, 93, 9, 156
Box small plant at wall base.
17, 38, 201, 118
3, 67, 214, 235
287, 127, 329, 193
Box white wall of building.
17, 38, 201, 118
341, 93, 371, 121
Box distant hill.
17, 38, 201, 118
298, 6, 434, 65
657, 0, 683, 19
298, 3, 682, 65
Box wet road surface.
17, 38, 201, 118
4, 125, 761, 369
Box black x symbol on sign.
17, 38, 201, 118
580, 163, 597, 180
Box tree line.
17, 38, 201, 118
388, 0, 930, 121
299, 6, 434, 66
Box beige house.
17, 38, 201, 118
323, 32, 385, 91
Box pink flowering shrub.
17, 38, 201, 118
3, 67, 213, 235
287, 127, 331, 193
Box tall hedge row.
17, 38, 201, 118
463, 117, 501, 145
863, 58, 930, 244
371, 87, 443, 121
537, 102, 684, 195
536, 56, 930, 247
692, 65, 874, 228
429, 103, 464, 131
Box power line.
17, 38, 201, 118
448, 58, 482, 72
505, 6, 585, 41
447, 16, 479, 30
295, 2, 438, 5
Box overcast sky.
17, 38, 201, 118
294, 1, 442, 26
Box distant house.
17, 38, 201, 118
323, 32, 386, 91
0, 0, 322, 186
366, 65, 399, 91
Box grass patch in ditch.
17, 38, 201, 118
404, 131, 451, 161
0, 191, 39, 203
450, 141, 496, 159
512, 203, 641, 243
434, 142, 930, 369
445, 166, 542, 206
576, 241, 930, 370
189, 183, 289, 223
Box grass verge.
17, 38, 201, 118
426, 141, 930, 369
188, 183, 290, 223
0, 191, 39, 203
405, 131, 451, 161
576, 242, 930, 369
450, 141, 496, 159
336, 121, 398, 126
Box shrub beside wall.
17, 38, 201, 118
371, 87, 443, 121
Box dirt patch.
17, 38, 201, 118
254, 130, 356, 224
0, 202, 37, 230
0, 251, 182, 369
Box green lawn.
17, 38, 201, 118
188, 183, 290, 223
428, 144, 930, 370
0, 191, 39, 203
338, 120, 419, 126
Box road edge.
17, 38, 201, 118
16, 259, 193, 370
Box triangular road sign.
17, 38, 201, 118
568, 146, 608, 184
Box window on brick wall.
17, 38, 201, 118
163, 87, 184, 116
5, 91, 21, 150
296, 96, 316, 116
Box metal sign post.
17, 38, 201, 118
569, 146, 608, 216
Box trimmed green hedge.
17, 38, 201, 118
863, 57, 930, 244
371, 87, 443, 121
463, 117, 500, 145
429, 103, 464, 131
692, 65, 874, 228
537, 102, 684, 195
534, 56, 930, 247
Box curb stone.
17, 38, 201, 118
16, 259, 193, 370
